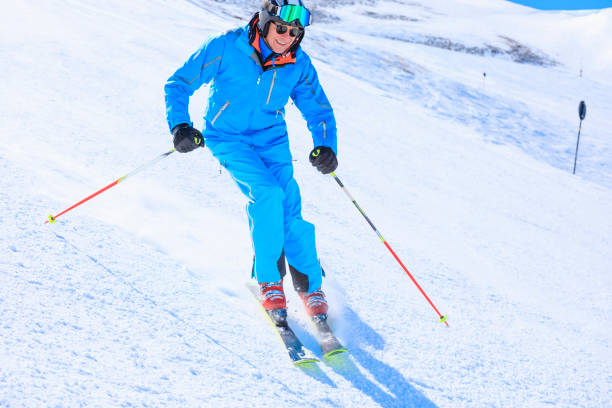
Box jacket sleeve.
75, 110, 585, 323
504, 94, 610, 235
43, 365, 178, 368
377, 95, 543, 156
290, 54, 338, 155
164, 35, 226, 132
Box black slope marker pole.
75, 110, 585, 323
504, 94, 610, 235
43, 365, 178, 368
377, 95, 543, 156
573, 101, 587, 175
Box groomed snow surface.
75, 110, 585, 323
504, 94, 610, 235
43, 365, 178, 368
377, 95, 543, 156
1, 1, 610, 407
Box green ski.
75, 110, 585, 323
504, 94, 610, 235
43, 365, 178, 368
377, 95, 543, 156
246, 283, 318, 366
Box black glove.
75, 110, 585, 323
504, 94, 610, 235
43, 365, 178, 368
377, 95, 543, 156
172, 123, 204, 153
309, 146, 337, 174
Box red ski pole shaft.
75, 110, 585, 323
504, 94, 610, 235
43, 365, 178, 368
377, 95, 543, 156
45, 149, 176, 224
330, 172, 448, 326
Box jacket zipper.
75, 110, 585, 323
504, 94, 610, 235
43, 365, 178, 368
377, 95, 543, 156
211, 101, 230, 125
304, 76, 331, 109
266, 70, 277, 105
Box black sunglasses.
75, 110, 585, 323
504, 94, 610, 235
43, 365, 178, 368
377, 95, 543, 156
274, 23, 303, 37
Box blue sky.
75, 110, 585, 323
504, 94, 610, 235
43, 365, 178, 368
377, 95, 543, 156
508, 0, 612, 9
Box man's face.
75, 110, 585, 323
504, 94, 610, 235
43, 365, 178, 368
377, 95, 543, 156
264, 22, 301, 54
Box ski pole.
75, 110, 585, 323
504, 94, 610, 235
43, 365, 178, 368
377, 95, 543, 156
573, 100, 587, 175
330, 172, 448, 327
45, 149, 176, 224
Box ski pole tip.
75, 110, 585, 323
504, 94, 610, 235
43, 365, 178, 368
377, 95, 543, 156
440, 315, 448, 326
46, 215, 56, 224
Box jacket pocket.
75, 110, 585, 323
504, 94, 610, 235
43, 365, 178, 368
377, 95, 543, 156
211, 100, 230, 125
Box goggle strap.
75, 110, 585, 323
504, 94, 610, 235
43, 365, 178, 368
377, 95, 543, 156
263, 0, 278, 15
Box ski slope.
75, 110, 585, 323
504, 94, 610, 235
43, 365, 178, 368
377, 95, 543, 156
1, 0, 611, 406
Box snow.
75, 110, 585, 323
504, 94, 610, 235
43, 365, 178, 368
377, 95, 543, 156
1, 0, 611, 406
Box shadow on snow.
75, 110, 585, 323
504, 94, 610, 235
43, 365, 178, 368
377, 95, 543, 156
295, 306, 438, 408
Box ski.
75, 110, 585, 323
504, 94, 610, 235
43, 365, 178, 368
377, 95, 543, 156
246, 283, 319, 366
311, 314, 348, 358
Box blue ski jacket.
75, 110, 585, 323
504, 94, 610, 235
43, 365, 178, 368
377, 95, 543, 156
164, 17, 337, 154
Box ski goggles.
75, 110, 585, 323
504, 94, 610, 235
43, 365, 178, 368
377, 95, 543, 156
275, 4, 312, 27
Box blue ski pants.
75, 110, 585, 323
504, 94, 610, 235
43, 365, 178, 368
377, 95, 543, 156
205, 132, 322, 293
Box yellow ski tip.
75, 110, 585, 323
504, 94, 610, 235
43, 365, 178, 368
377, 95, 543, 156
323, 348, 348, 359
294, 358, 319, 367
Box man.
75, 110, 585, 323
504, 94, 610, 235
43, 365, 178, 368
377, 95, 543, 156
164, 0, 338, 321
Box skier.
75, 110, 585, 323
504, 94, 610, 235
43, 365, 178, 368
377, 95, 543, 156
164, 0, 337, 321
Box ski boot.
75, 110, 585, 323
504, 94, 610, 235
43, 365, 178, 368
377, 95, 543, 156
260, 281, 287, 325
299, 288, 328, 320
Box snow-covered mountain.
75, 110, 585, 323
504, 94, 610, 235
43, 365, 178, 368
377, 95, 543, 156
1, 0, 610, 406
